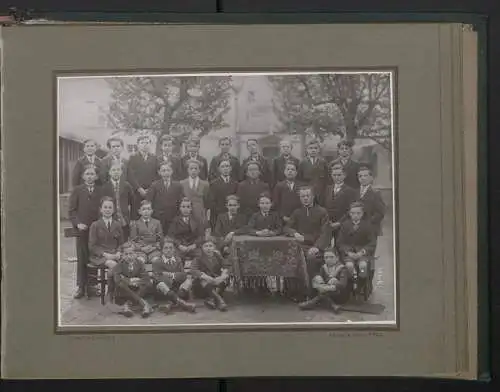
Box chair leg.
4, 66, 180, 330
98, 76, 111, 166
100, 269, 106, 305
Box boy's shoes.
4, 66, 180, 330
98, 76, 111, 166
121, 302, 134, 318
212, 291, 228, 312
159, 302, 173, 314
178, 289, 190, 301
73, 288, 85, 299
177, 298, 197, 313
141, 302, 153, 318
298, 296, 321, 310
204, 298, 217, 310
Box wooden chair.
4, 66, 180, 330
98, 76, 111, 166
86, 264, 108, 305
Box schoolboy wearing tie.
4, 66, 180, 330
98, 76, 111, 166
297, 139, 329, 202
71, 139, 103, 187
271, 140, 300, 187
127, 135, 158, 220
330, 140, 361, 190
208, 159, 239, 230
208, 136, 241, 183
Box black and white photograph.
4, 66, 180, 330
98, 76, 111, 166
57, 71, 396, 328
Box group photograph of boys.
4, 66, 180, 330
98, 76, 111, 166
57, 72, 396, 327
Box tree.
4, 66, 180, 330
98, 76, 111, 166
105, 75, 232, 151
268, 73, 392, 151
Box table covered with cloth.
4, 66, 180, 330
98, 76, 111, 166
229, 235, 310, 295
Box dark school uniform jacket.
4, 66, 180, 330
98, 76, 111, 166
180, 153, 209, 180
191, 252, 230, 279
146, 179, 184, 222
284, 204, 329, 247
167, 215, 205, 247
129, 218, 163, 247
213, 212, 249, 240
320, 183, 358, 223
271, 154, 300, 187
208, 153, 241, 183
71, 155, 103, 187
330, 157, 361, 190
156, 154, 184, 181
297, 157, 329, 199
208, 176, 239, 219
247, 211, 283, 235
152, 254, 185, 276
236, 179, 271, 218
240, 155, 272, 185
99, 155, 128, 184
100, 179, 135, 224
358, 185, 386, 235
113, 258, 150, 285
89, 219, 124, 260
336, 219, 377, 258
68, 184, 102, 228
127, 152, 159, 192
272, 180, 304, 218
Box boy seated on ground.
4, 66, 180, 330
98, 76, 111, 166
298, 247, 352, 313
130, 200, 163, 264
247, 192, 282, 237
213, 195, 248, 256
152, 238, 197, 314
190, 238, 231, 312
337, 201, 376, 281
112, 242, 154, 318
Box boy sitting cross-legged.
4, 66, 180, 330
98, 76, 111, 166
191, 238, 231, 312
152, 238, 197, 314
129, 200, 163, 264
298, 247, 352, 314
112, 242, 154, 318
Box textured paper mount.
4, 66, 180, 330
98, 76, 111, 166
1, 22, 479, 379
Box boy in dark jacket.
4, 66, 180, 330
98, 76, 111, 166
247, 193, 282, 237
191, 238, 231, 311
68, 166, 102, 298
208, 159, 239, 230
146, 161, 184, 234
272, 161, 304, 224
112, 242, 153, 318
271, 140, 300, 187
237, 161, 270, 220
152, 238, 197, 314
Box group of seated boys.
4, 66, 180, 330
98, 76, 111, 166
68, 133, 386, 317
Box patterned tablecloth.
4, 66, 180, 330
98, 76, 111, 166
229, 235, 310, 292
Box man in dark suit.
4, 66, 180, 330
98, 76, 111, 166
127, 135, 158, 220
208, 159, 239, 230
237, 161, 271, 220
271, 139, 300, 187
320, 163, 357, 225
329, 139, 361, 190
357, 166, 386, 236
240, 138, 272, 185
180, 137, 209, 180
297, 139, 329, 201
71, 139, 103, 187
147, 161, 185, 234
156, 134, 183, 181
99, 137, 128, 184
208, 136, 241, 183
101, 163, 134, 241
68, 166, 102, 298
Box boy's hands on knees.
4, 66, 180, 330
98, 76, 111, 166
129, 277, 140, 287
225, 232, 235, 242
308, 247, 319, 256
77, 223, 88, 231
294, 233, 305, 242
